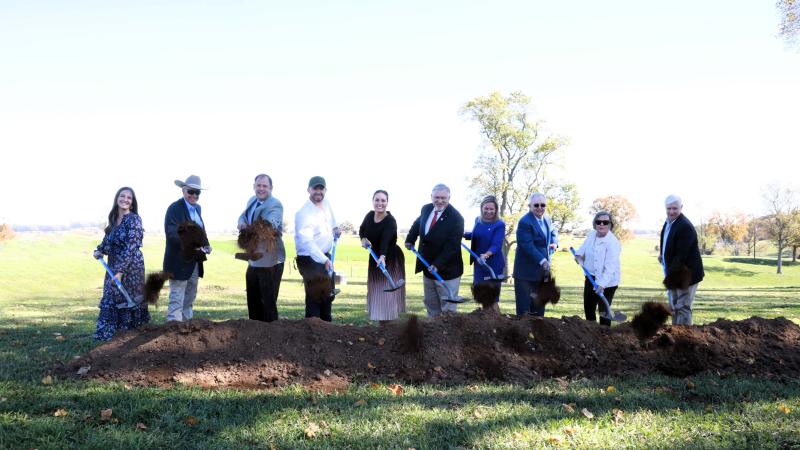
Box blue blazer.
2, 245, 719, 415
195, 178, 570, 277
163, 198, 208, 280
513, 212, 557, 281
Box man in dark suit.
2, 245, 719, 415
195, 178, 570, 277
659, 194, 704, 325
405, 183, 464, 317
164, 175, 211, 322
513, 192, 558, 316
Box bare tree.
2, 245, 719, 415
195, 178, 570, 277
762, 183, 800, 274
462, 91, 569, 270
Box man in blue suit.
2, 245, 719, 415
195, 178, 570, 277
164, 175, 211, 322
513, 192, 558, 316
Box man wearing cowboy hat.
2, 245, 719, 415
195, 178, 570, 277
164, 175, 211, 322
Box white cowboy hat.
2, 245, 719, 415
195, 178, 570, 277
174, 175, 205, 190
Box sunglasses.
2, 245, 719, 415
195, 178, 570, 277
532, 203, 546, 208
186, 189, 201, 196
595, 220, 610, 226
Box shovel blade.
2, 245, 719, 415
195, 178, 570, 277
383, 279, 405, 292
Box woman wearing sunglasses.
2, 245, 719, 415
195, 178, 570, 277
573, 211, 621, 326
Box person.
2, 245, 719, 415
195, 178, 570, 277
237, 173, 285, 322
405, 184, 465, 317
573, 211, 621, 326
163, 175, 211, 322
92, 187, 150, 340
463, 195, 506, 310
659, 194, 704, 325
359, 190, 406, 324
513, 192, 558, 316
295, 176, 341, 322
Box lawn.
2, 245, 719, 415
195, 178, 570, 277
1, 232, 799, 449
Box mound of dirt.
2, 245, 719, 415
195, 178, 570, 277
60, 312, 800, 390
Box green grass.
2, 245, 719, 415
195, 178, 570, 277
1, 233, 799, 449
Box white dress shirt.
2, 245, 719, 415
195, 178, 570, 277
294, 199, 337, 264
575, 230, 621, 288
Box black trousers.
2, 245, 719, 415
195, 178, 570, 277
295, 255, 335, 322
583, 277, 618, 326
245, 263, 284, 322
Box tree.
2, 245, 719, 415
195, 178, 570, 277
589, 195, 637, 241
762, 183, 800, 274
544, 182, 581, 234
338, 221, 357, 235
706, 211, 750, 255
0, 223, 14, 242
462, 91, 568, 270
778, 0, 800, 48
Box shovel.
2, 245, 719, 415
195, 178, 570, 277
460, 243, 507, 281
569, 247, 626, 322
96, 257, 141, 309
407, 246, 465, 303
328, 236, 341, 295
365, 244, 405, 292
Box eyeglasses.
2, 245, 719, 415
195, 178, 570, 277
532, 203, 546, 208
186, 189, 201, 196
595, 220, 610, 226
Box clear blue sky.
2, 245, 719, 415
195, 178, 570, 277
1, 1, 798, 232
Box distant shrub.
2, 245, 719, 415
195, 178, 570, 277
0, 223, 15, 242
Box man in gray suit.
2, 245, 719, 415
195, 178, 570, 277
238, 173, 286, 322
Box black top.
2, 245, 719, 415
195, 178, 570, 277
660, 213, 705, 286
359, 211, 400, 262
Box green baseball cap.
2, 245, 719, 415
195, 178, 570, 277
308, 176, 326, 188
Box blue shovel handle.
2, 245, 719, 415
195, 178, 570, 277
328, 236, 339, 277
366, 245, 399, 289
569, 247, 617, 320
408, 246, 456, 297
97, 257, 135, 307
460, 242, 501, 280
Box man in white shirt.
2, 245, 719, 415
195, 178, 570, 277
294, 176, 341, 322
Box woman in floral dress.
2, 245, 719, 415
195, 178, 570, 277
92, 187, 150, 340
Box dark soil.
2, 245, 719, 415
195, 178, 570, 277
60, 311, 800, 390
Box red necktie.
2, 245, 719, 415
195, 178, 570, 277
428, 210, 439, 233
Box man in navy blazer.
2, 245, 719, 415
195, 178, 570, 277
513, 192, 558, 316
164, 175, 211, 322
658, 194, 704, 325
405, 184, 465, 317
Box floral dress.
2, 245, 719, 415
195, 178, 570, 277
94, 213, 150, 341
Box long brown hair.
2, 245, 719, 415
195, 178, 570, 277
105, 187, 138, 234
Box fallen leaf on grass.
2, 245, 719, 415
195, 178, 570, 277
388, 384, 404, 396
778, 404, 792, 414
528, 332, 535, 339
76, 366, 91, 376
304, 422, 321, 439
473, 410, 482, 418
547, 435, 563, 444
370, 383, 381, 389
136, 422, 147, 431
685, 379, 695, 390
100, 409, 113, 421
358, 337, 366, 342
53, 409, 68, 417
367, 362, 375, 369
612, 409, 624, 424
563, 426, 577, 436
41, 376, 53, 385
581, 408, 594, 419
55, 336, 65, 342
184, 416, 199, 426
606, 385, 617, 393
467, 385, 479, 392
562, 403, 575, 414
354, 399, 366, 407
